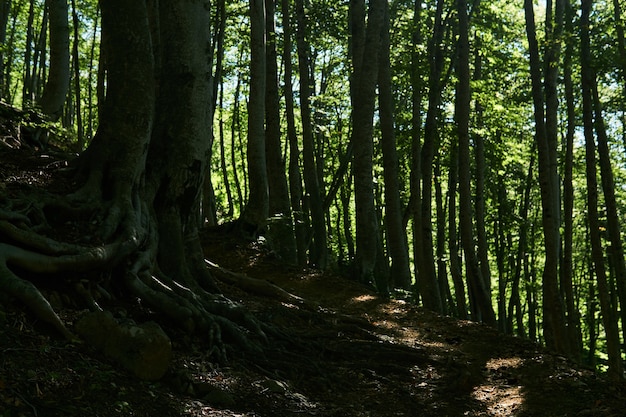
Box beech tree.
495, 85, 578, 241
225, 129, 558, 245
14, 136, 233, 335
0, 0, 266, 352
3, 0, 626, 375
456, 0, 496, 326
240, 0, 269, 235
523, 0, 570, 355
351, 0, 385, 285
379, 0, 411, 290
38, 0, 69, 120
295, 0, 328, 268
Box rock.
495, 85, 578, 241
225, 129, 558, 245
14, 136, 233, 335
203, 386, 236, 407
75, 311, 171, 381
260, 379, 289, 394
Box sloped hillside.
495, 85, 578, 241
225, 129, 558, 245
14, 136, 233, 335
1, 129, 625, 416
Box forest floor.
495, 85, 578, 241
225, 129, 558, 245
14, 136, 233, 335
1, 140, 626, 416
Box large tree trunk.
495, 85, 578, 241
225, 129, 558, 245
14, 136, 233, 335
0, 0, 266, 357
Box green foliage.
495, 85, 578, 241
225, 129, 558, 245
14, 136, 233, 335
3, 0, 626, 374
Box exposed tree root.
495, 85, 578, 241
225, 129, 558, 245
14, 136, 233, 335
205, 259, 317, 309
0, 191, 275, 362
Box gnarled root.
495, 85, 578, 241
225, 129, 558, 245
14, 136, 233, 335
0, 234, 138, 340
124, 267, 270, 360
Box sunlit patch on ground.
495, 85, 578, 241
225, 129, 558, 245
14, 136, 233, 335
473, 384, 524, 416
349, 294, 377, 304
485, 357, 524, 370
473, 357, 525, 415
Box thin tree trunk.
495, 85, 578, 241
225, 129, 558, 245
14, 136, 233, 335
39, 0, 70, 120
4, 0, 23, 105
378, 0, 411, 290
494, 177, 507, 332
231, 70, 244, 213
524, 0, 569, 354
86, 6, 98, 140
0, 0, 11, 100
351, 0, 385, 286
586, 266, 597, 367
508, 154, 534, 338
434, 160, 450, 314
23, 0, 35, 105
264, 0, 296, 263
240, 0, 269, 234
70, 0, 82, 150
457, 0, 495, 327
417, 0, 445, 313
202, 0, 226, 227
408, 0, 425, 306
32, 9, 47, 101
218, 81, 234, 217
295, 0, 327, 268
281, 0, 307, 266
592, 66, 626, 359
561, 0, 582, 360
613, 0, 626, 125
473, 36, 491, 297
448, 140, 466, 319
580, 0, 623, 381
527, 216, 539, 343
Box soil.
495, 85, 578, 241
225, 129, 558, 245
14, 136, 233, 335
1, 139, 626, 416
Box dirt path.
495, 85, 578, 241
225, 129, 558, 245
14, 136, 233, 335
199, 229, 626, 416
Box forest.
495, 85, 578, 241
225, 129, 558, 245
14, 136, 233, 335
1, 0, 626, 412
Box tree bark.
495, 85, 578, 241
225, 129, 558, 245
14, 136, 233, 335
580, 0, 623, 380
508, 154, 534, 338
416, 0, 445, 313
281, 0, 307, 266
561, 0, 582, 360
591, 58, 626, 361
240, 0, 269, 235
523, 0, 569, 355
612, 0, 626, 127
22, 0, 35, 105
447, 139, 467, 319
39, 0, 69, 120
351, 0, 385, 286
0, 0, 10, 100
378, 0, 411, 290
472, 36, 491, 298
264, 0, 297, 264
295, 0, 327, 268
456, 0, 495, 327
409, 0, 425, 305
